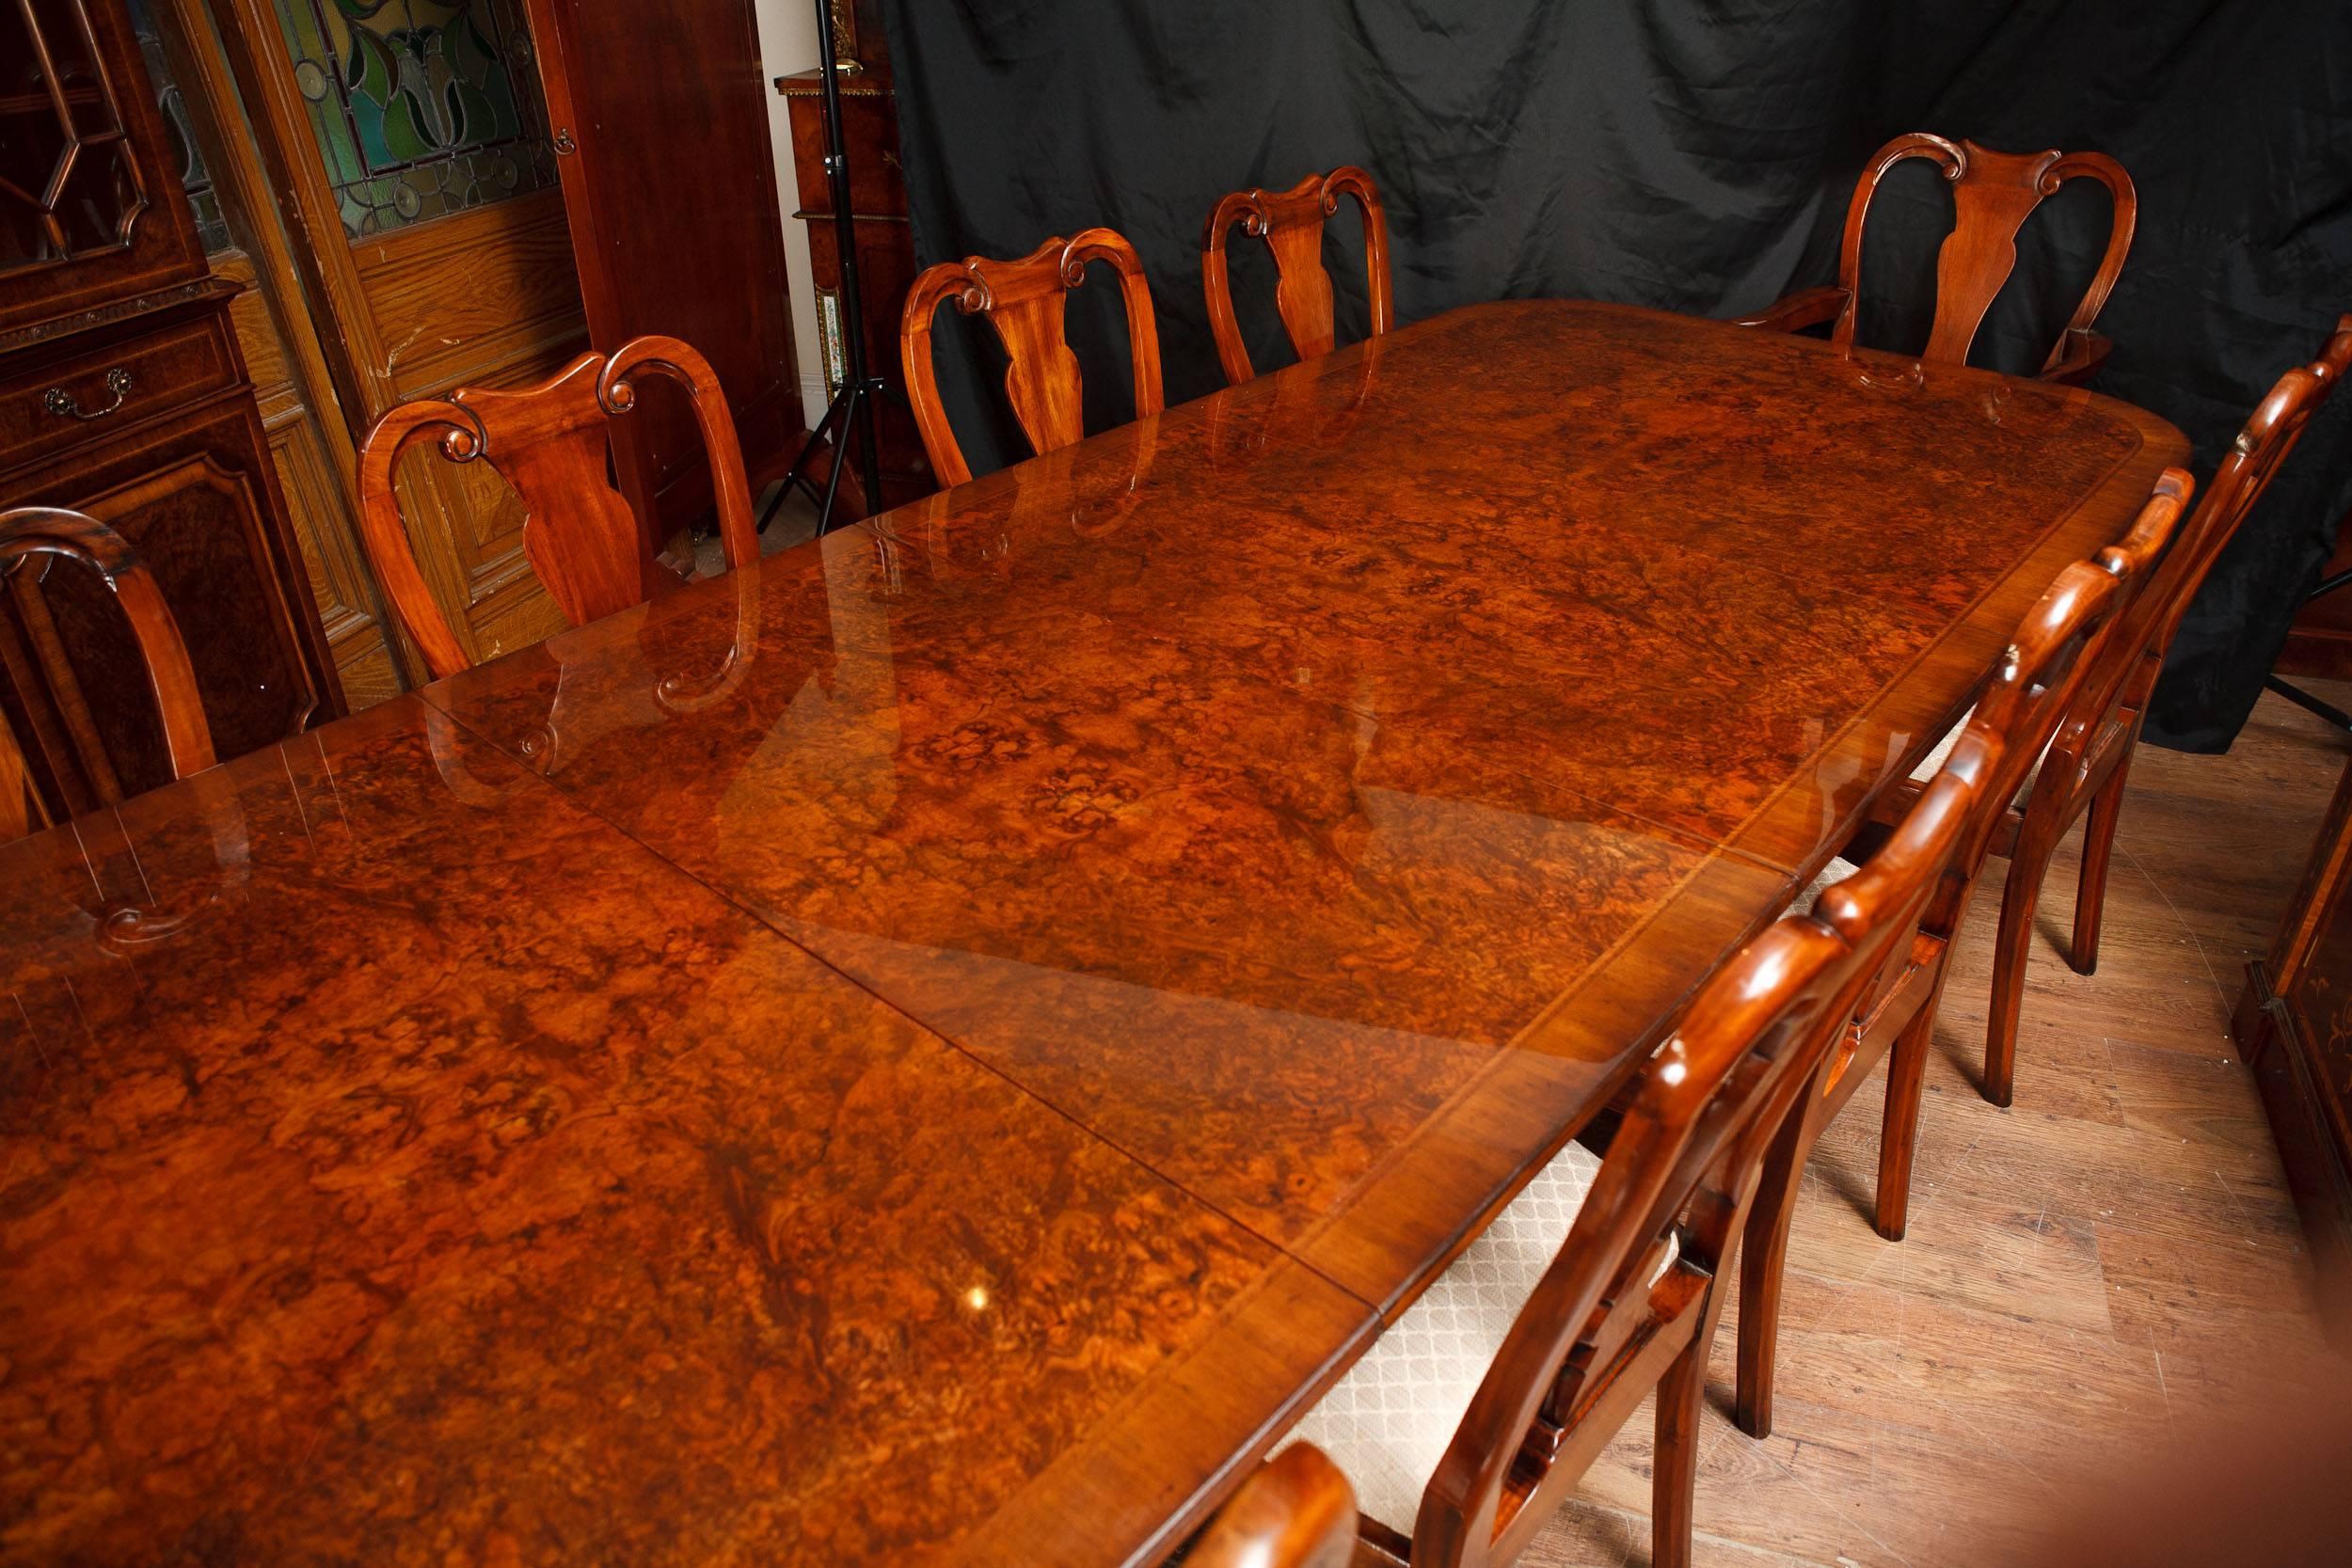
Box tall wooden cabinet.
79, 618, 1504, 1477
526, 0, 807, 550
2234, 752, 2352, 1346
0, 0, 340, 814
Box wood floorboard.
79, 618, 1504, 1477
1518, 687, 2352, 1568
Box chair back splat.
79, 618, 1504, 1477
900, 229, 1164, 488
1739, 132, 2135, 386
1837, 134, 2136, 378
357, 334, 757, 680
1201, 166, 1393, 387
0, 507, 217, 841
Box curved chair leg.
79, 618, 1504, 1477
1875, 1006, 1937, 1241
1984, 802, 2059, 1110
1651, 1330, 1709, 1568
1735, 1108, 1808, 1439
2070, 751, 2135, 976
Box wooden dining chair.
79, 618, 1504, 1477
1186, 1444, 1359, 1568
1970, 316, 2352, 1103
1201, 166, 1393, 387
1738, 133, 2136, 385
899, 229, 1165, 488
1731, 476, 2191, 1442
1286, 762, 1973, 1568
356, 334, 758, 680
1, 507, 216, 842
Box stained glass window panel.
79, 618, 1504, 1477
267, 0, 556, 238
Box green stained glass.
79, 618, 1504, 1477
268, 0, 554, 238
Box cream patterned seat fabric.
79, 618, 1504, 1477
1287, 1135, 1605, 1534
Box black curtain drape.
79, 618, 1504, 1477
879, 0, 2352, 751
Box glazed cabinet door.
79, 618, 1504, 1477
0, 0, 207, 332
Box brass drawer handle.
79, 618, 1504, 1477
552, 127, 577, 156
42, 368, 134, 420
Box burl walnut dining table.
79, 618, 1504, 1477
1, 302, 2182, 1566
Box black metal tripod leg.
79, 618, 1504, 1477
2266, 673, 2352, 734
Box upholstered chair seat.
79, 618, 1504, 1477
1287, 1136, 1605, 1534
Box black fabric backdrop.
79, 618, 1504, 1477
879, 0, 2352, 751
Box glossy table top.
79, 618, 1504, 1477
0, 301, 2183, 1565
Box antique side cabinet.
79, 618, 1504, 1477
2234, 751, 2352, 1346
2, 0, 340, 816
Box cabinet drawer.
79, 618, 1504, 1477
0, 316, 238, 474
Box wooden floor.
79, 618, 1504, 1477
1526, 686, 2351, 1568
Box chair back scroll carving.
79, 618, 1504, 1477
899, 228, 1165, 488
1189, 1444, 1359, 1568
357, 334, 758, 681
1202, 166, 1394, 387
1835, 134, 2136, 377
1, 507, 216, 842
1412, 771, 1982, 1567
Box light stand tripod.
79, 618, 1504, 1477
765, 0, 885, 538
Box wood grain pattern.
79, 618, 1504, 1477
423, 302, 2180, 1323
902, 229, 1165, 485
1202, 166, 1393, 386
0, 695, 1371, 1568
1739, 133, 2135, 384
0, 300, 2189, 1565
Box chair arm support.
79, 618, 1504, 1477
2040, 328, 2113, 387
1733, 286, 1849, 334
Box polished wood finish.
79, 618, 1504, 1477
1971, 317, 2352, 1107
1739, 134, 2136, 384
1189, 1445, 1359, 1568
2233, 746, 2352, 1345
1732, 474, 2189, 1444
1406, 763, 1975, 1568
0, 696, 1371, 1567
1, 6, 338, 818
357, 337, 759, 680
0, 301, 2183, 1563
0, 507, 215, 818
901, 229, 1165, 486
523, 0, 806, 545
1202, 166, 1394, 387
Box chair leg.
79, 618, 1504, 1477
1651, 1330, 1710, 1568
2070, 753, 2133, 976
1983, 833, 2049, 1111
1875, 1007, 1935, 1241
1735, 1110, 1806, 1440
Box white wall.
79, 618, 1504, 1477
749, 0, 831, 427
